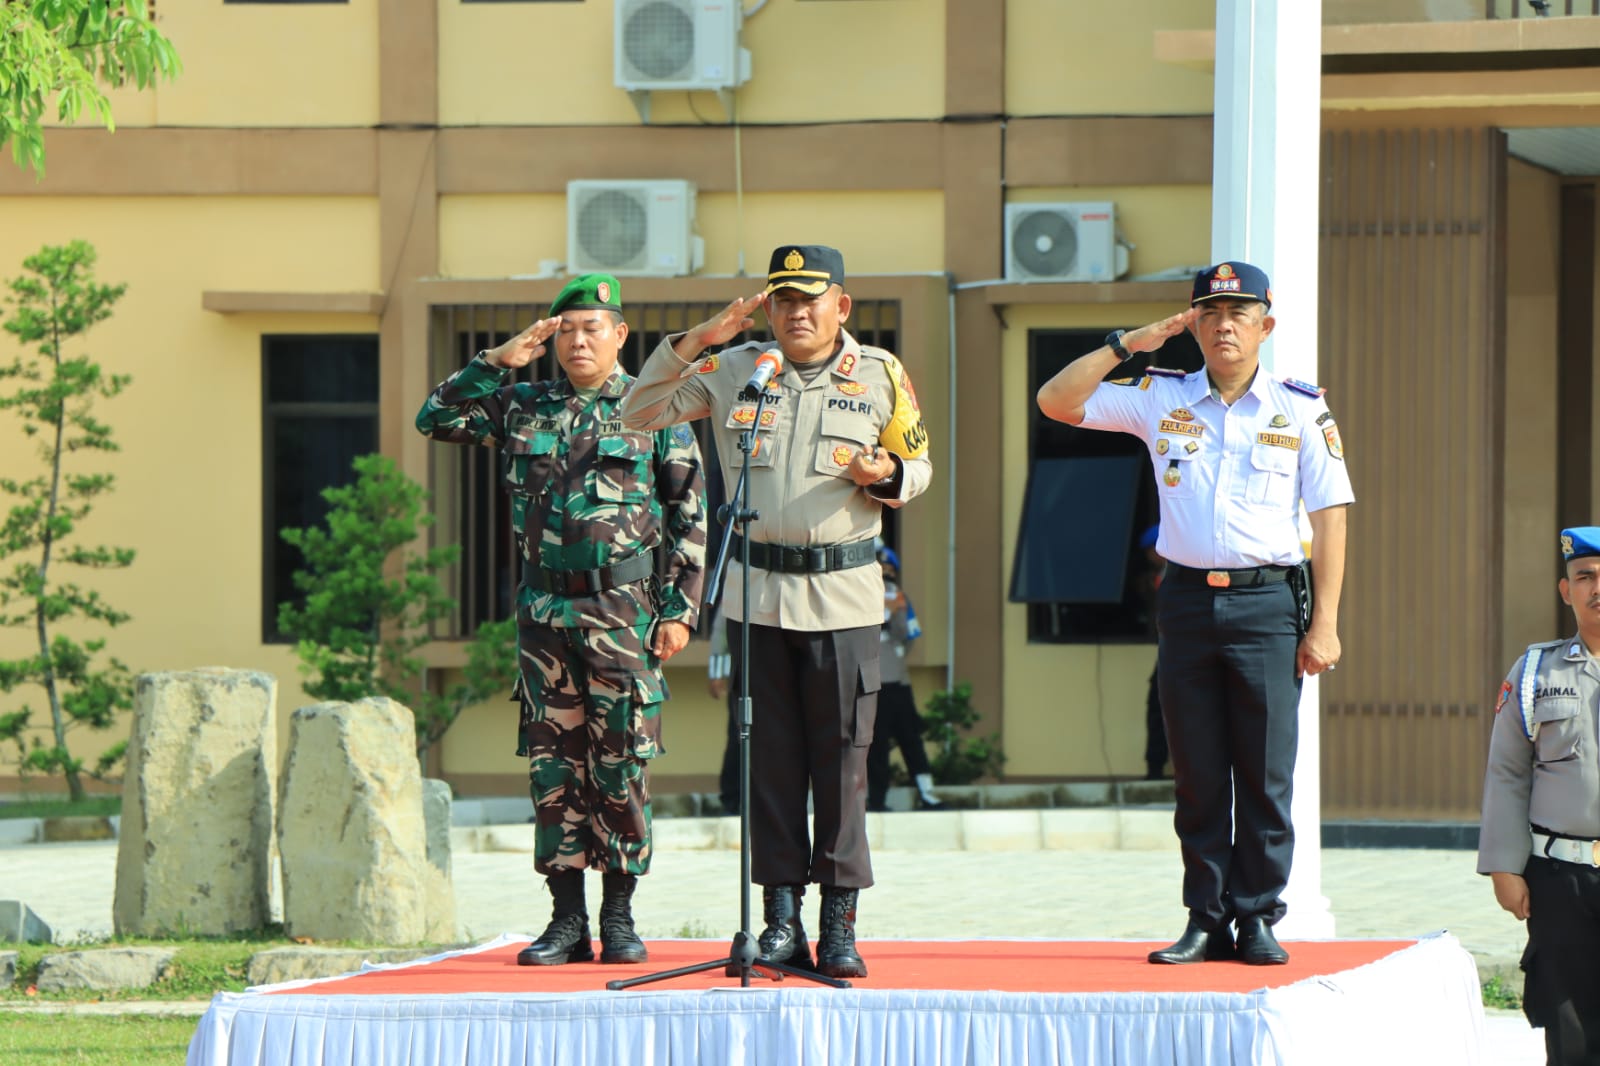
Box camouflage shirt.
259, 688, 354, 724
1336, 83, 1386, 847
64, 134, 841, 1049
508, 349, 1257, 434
416, 353, 707, 629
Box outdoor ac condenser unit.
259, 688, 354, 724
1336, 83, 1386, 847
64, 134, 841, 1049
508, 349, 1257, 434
614, 0, 751, 93
1003, 202, 1129, 283
566, 179, 704, 278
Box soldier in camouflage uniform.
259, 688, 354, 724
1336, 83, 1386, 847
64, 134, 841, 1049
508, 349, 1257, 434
415, 273, 707, 967
1480, 527, 1600, 1065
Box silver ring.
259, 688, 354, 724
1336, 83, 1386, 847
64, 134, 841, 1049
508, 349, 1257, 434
1327, 664, 1338, 671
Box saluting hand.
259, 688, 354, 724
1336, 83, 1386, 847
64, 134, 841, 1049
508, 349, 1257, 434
653, 619, 691, 662
847, 444, 897, 488
680, 294, 764, 357
1124, 307, 1199, 355
487, 317, 562, 369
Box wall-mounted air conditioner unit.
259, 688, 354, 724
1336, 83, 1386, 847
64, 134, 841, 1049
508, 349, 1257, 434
615, 0, 751, 104
1004, 202, 1129, 283
566, 179, 704, 278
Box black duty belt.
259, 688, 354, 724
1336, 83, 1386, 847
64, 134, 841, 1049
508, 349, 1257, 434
522, 552, 654, 597
731, 535, 877, 574
1167, 562, 1294, 589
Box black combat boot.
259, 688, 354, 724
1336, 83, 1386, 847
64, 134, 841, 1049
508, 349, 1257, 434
517, 870, 593, 966
725, 884, 811, 976
598, 871, 648, 964
816, 885, 868, 979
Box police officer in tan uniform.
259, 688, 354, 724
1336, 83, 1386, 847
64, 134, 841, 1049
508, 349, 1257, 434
1480, 526, 1600, 1065
620, 244, 932, 979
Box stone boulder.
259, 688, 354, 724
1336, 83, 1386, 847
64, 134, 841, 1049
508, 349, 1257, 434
278, 698, 454, 944
36, 947, 176, 993
0, 900, 53, 944
113, 669, 277, 937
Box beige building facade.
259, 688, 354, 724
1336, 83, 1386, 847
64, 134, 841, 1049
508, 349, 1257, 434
1, 0, 1597, 822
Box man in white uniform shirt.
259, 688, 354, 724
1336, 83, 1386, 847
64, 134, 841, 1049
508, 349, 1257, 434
1036, 261, 1353, 966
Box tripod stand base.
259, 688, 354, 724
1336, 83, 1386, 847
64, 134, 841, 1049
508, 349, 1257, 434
606, 931, 853, 991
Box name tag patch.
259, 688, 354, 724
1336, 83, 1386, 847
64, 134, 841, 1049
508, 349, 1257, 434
1159, 420, 1204, 437
1256, 432, 1301, 450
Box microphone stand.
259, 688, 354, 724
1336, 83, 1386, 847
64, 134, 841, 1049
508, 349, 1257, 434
608, 380, 850, 991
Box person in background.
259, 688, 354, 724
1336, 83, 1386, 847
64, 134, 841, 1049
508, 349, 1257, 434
867, 544, 945, 812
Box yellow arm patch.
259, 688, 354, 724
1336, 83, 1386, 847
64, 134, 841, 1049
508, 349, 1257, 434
877, 352, 929, 460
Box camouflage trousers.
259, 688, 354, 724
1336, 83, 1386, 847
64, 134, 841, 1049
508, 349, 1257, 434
517, 620, 668, 877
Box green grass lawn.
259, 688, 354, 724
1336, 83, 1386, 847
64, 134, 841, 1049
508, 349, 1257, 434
0, 796, 121, 820
0, 1014, 197, 1065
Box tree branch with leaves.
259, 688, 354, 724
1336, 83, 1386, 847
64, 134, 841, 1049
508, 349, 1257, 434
0, 0, 182, 177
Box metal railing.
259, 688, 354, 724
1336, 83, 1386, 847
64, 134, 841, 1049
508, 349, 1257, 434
1488, 0, 1599, 16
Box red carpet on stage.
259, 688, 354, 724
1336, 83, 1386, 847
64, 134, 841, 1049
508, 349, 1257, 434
190, 933, 1490, 1066
285, 937, 1417, 997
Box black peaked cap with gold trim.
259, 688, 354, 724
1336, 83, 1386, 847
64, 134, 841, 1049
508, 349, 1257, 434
765, 245, 845, 296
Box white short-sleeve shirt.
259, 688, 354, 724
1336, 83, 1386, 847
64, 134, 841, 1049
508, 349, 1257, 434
1080, 367, 1355, 570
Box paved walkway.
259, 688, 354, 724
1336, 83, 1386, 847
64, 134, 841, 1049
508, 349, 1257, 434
0, 826, 1546, 1062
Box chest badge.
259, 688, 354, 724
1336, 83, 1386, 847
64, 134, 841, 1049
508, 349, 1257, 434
697, 354, 720, 375
836, 382, 868, 396
1169, 408, 1195, 422
831, 445, 854, 469
1269, 414, 1289, 428
1163, 465, 1182, 488
1156, 439, 1170, 456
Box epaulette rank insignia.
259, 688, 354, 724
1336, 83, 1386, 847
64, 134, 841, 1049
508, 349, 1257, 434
1145, 366, 1187, 378
1107, 376, 1153, 390
1283, 378, 1326, 398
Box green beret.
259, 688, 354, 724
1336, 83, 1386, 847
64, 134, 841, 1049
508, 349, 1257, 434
550, 273, 622, 317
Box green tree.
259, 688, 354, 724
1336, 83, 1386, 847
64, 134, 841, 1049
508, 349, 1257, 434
0, 241, 135, 801
0, 1, 182, 177
278, 454, 519, 758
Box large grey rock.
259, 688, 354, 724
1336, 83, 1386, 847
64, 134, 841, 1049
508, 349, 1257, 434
422, 778, 452, 878
278, 698, 454, 944
245, 945, 456, 987
36, 947, 175, 992
114, 669, 278, 937
0, 949, 15, 987
0, 900, 54, 943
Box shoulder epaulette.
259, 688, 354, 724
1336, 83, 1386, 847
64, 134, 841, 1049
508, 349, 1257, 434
1145, 366, 1188, 378
1282, 378, 1326, 398
858, 346, 893, 362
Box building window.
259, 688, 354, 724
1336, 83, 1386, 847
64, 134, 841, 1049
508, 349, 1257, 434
1010, 327, 1203, 644
425, 299, 902, 639
262, 335, 379, 642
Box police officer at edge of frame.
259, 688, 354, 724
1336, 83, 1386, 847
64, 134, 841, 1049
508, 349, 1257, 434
415, 273, 707, 968
1036, 261, 1353, 967
619, 244, 932, 980
1479, 527, 1600, 1066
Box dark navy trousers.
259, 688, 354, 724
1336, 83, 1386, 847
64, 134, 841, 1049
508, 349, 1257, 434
1156, 577, 1302, 930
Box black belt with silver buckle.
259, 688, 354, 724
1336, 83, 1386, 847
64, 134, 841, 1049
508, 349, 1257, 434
521, 552, 655, 597
1168, 563, 1294, 589
731, 535, 878, 574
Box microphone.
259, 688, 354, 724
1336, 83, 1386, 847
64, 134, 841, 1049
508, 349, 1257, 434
739, 350, 783, 400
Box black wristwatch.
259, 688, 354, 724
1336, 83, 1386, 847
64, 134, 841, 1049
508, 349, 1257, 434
1105, 329, 1133, 363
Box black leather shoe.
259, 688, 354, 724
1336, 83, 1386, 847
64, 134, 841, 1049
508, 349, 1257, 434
725, 885, 812, 976
1235, 916, 1289, 965
517, 913, 593, 965
1147, 919, 1236, 964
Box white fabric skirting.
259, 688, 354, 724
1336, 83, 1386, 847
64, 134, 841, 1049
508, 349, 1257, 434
186, 933, 1487, 1066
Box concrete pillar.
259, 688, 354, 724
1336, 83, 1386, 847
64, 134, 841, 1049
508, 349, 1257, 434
1212, 0, 1335, 938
